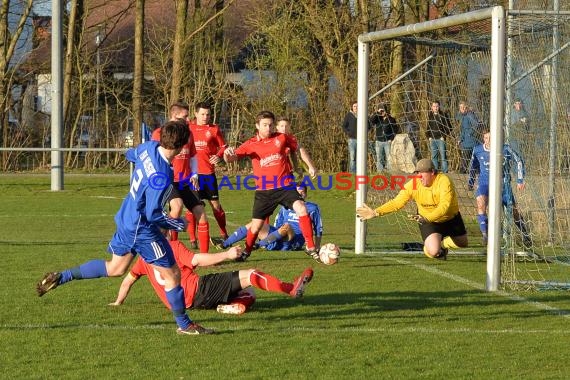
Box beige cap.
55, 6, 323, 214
415, 158, 435, 173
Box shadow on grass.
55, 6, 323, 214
247, 289, 567, 318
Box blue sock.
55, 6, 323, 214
223, 226, 247, 248
477, 214, 488, 235
59, 260, 108, 285
259, 229, 284, 247
165, 285, 192, 329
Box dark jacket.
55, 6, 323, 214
341, 111, 358, 139
369, 112, 397, 142
427, 110, 452, 140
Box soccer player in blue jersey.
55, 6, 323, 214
37, 120, 214, 335
212, 183, 323, 253
468, 129, 532, 248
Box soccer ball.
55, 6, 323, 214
319, 243, 340, 265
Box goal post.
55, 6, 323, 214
355, 6, 506, 291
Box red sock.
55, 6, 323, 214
213, 208, 228, 238
249, 270, 292, 294
245, 228, 259, 253
197, 221, 210, 253
298, 214, 315, 249
186, 211, 197, 242
228, 289, 256, 309
170, 231, 178, 241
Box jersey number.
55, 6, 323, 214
129, 169, 144, 199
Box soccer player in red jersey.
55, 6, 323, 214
223, 110, 321, 262
109, 240, 314, 314
187, 102, 229, 243
152, 102, 210, 252
275, 116, 317, 179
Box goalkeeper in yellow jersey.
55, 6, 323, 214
356, 158, 468, 260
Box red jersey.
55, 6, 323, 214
129, 240, 199, 309
234, 132, 298, 190
283, 134, 298, 174
188, 122, 227, 175
151, 126, 197, 182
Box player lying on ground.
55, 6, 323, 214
356, 158, 468, 260
109, 239, 314, 314
37, 121, 212, 335
212, 183, 322, 252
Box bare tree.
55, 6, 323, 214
0, 0, 33, 166
132, 0, 144, 145
170, 0, 188, 104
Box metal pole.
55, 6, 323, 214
547, 0, 560, 245
486, 6, 506, 291
51, 0, 63, 191
355, 40, 369, 254
505, 0, 514, 142
96, 26, 105, 164
369, 54, 435, 101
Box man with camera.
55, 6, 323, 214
369, 104, 398, 173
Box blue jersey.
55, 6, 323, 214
468, 143, 525, 192
113, 141, 186, 243
267, 201, 323, 251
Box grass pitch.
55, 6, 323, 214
1, 174, 569, 379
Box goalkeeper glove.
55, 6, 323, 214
356, 203, 379, 221
407, 214, 427, 225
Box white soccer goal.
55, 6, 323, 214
355, 5, 570, 291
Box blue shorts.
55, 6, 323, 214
264, 226, 306, 251
476, 182, 515, 207
107, 231, 176, 268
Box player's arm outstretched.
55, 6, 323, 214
191, 246, 243, 267
108, 273, 139, 306
297, 147, 317, 178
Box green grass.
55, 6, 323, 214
1, 174, 569, 379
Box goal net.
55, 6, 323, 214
356, 6, 570, 290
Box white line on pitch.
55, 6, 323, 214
377, 255, 570, 319
2, 324, 570, 335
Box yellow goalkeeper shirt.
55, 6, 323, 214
374, 173, 459, 223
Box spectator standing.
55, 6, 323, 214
427, 101, 452, 173
455, 101, 481, 173
509, 98, 530, 157
369, 104, 397, 172
341, 101, 358, 173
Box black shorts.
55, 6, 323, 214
191, 271, 242, 309
419, 212, 467, 241
198, 174, 220, 201
252, 187, 303, 220
169, 182, 204, 210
